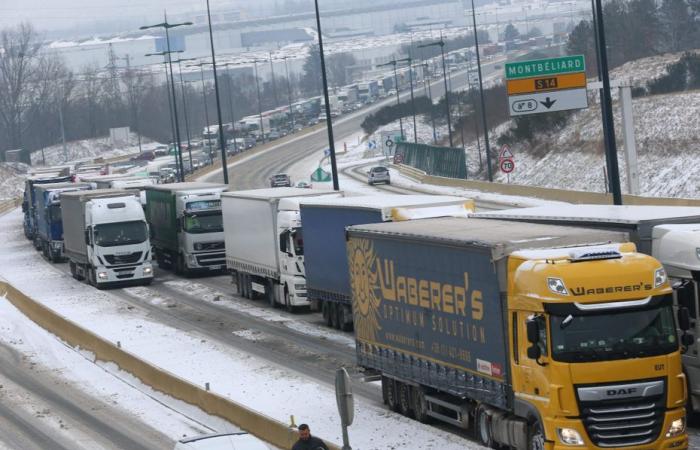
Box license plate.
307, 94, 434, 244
209, 265, 222, 271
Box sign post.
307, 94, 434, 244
499, 144, 515, 183
505, 55, 588, 117
335, 368, 354, 450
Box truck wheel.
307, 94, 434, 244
235, 273, 242, 295
284, 288, 294, 313
176, 255, 189, 277
397, 382, 413, 418
475, 405, 498, 448
267, 282, 277, 308
87, 268, 97, 287
528, 422, 546, 450
411, 386, 430, 423
384, 378, 399, 412
242, 274, 251, 299
329, 303, 340, 329
322, 302, 333, 327
339, 305, 353, 332
70, 262, 83, 281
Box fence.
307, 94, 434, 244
394, 142, 467, 179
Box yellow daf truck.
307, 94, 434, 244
346, 218, 689, 449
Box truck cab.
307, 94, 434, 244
276, 198, 309, 308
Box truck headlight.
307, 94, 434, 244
143, 267, 152, 275
666, 417, 685, 437
194, 243, 203, 251
557, 428, 584, 446
654, 267, 667, 288
97, 271, 108, 280
547, 277, 569, 295
696, 247, 700, 261
294, 284, 306, 291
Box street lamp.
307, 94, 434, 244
313, 0, 340, 191
467, 0, 493, 181
419, 58, 437, 144
174, 57, 197, 170
252, 59, 266, 144
146, 50, 184, 180
221, 62, 240, 155
397, 57, 417, 143
269, 51, 279, 107
141, 16, 192, 182
188, 62, 214, 160
377, 60, 404, 140
280, 56, 296, 133
418, 39, 453, 147
204, 0, 229, 184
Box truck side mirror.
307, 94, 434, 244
682, 334, 695, 347
526, 318, 539, 344
679, 307, 691, 331
527, 345, 542, 360
84, 229, 91, 245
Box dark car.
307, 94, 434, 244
269, 173, 292, 187
130, 150, 156, 162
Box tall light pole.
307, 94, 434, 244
314, 0, 340, 191
221, 63, 240, 154
205, 0, 229, 184
469, 0, 493, 181
141, 16, 192, 182
146, 51, 182, 179
465, 51, 483, 172
418, 39, 453, 147
397, 57, 417, 143
189, 62, 214, 160
377, 60, 404, 140
420, 59, 437, 144
593, 0, 622, 204
281, 56, 295, 132
174, 57, 197, 169
252, 59, 266, 143
269, 51, 279, 107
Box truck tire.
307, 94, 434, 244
397, 382, 413, 418
528, 422, 546, 450
384, 377, 399, 412
267, 282, 277, 308
176, 254, 189, 277
329, 303, 340, 329
283, 288, 294, 313
70, 262, 83, 281
338, 305, 353, 332
242, 274, 251, 299
235, 273, 242, 295
475, 405, 497, 448
322, 302, 333, 327
411, 386, 430, 423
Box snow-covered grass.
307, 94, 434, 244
0, 209, 485, 450
31, 134, 159, 166
0, 162, 29, 200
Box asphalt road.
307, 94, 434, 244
202, 57, 503, 190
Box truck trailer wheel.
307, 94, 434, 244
70, 262, 84, 281
329, 303, 341, 329
338, 305, 353, 332
397, 382, 414, 418
322, 302, 333, 326
382, 376, 399, 412
528, 422, 546, 450
411, 386, 430, 423
475, 405, 497, 448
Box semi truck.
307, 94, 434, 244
34, 182, 92, 262
346, 217, 689, 449
83, 175, 158, 205
475, 204, 700, 413
145, 182, 228, 275
222, 188, 341, 310
22, 174, 73, 241
61, 189, 153, 288
300, 195, 473, 330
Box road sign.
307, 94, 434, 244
393, 154, 404, 164
311, 167, 332, 182
500, 158, 515, 173
367, 140, 377, 150
508, 89, 589, 116
335, 368, 354, 450
505, 55, 588, 117
505, 55, 585, 80
380, 130, 401, 155
499, 144, 514, 160
324, 148, 331, 156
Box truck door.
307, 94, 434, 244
676, 279, 700, 408
511, 311, 552, 410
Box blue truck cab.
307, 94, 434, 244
22, 175, 73, 243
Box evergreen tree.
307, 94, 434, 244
300, 44, 322, 96
566, 20, 598, 77
660, 0, 695, 52
626, 0, 662, 60
504, 23, 520, 41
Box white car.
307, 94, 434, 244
174, 432, 269, 450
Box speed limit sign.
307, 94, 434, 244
500, 158, 515, 173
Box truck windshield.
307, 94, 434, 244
93, 221, 148, 247
49, 204, 62, 223
550, 297, 678, 363
184, 211, 223, 234
291, 227, 303, 256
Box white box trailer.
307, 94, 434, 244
222, 187, 341, 309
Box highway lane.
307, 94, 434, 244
202, 56, 504, 190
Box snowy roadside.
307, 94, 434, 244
0, 209, 485, 450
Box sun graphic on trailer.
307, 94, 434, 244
348, 238, 382, 343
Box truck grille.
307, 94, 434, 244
197, 241, 224, 251
104, 252, 142, 265
576, 379, 665, 448
113, 267, 136, 279
196, 252, 225, 267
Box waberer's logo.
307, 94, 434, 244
347, 238, 381, 342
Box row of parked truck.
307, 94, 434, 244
20, 175, 700, 449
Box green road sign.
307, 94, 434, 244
311, 167, 332, 182
505, 55, 585, 80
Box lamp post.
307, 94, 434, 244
221, 62, 240, 155
205, 0, 229, 184
269, 51, 279, 107
418, 39, 453, 147
420, 60, 437, 144
251, 59, 266, 144
377, 60, 404, 140
141, 16, 192, 182
281, 56, 295, 132
313, 0, 340, 191
174, 57, 197, 169
188, 62, 214, 161
468, 0, 493, 181
397, 57, 417, 143
146, 51, 182, 179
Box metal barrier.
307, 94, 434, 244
394, 142, 467, 179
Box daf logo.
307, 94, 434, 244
607, 388, 637, 397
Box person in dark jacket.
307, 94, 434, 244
292, 424, 329, 450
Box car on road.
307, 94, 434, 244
269, 173, 292, 187
367, 166, 390, 185
130, 150, 156, 162
174, 432, 269, 450
296, 181, 312, 189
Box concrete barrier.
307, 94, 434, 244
395, 164, 700, 207
0, 198, 21, 215
0, 281, 341, 450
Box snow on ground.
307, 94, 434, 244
30, 134, 159, 166
0, 162, 29, 200
0, 209, 485, 450
0, 293, 241, 444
